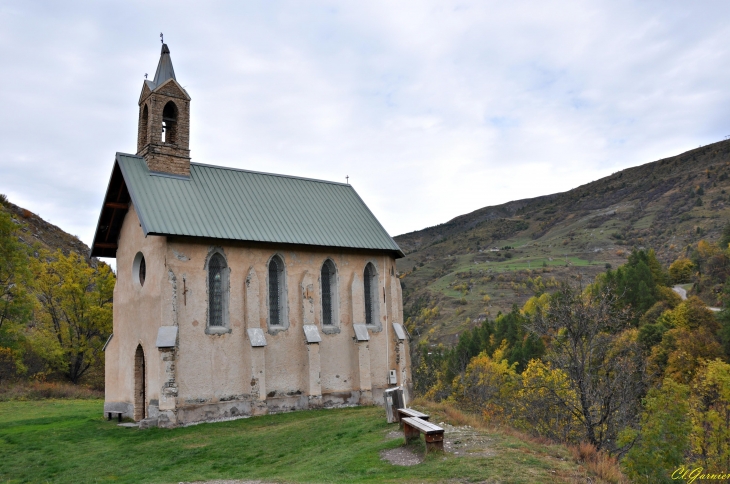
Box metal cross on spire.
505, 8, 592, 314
346, 175, 349, 184
160, 32, 164, 44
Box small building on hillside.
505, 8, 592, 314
91, 44, 411, 427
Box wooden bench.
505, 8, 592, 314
401, 417, 444, 453
106, 411, 123, 422
397, 408, 430, 427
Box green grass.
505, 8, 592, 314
0, 399, 591, 483
484, 256, 597, 272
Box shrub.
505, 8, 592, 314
0, 381, 103, 401
669, 257, 694, 284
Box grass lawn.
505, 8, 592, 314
0, 399, 588, 483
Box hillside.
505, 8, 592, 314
1, 197, 91, 259
395, 138, 730, 344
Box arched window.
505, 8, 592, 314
321, 259, 337, 326
140, 105, 149, 147
268, 255, 285, 326
208, 253, 227, 327
134, 345, 145, 421
364, 262, 379, 327
162, 101, 178, 144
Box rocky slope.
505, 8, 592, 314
1, 198, 91, 259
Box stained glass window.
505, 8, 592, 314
321, 260, 335, 325
364, 263, 374, 326
208, 253, 225, 326
269, 256, 283, 326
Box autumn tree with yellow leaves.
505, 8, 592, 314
30, 250, 114, 384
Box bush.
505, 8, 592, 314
669, 257, 694, 284
0, 348, 18, 383
0, 381, 103, 401
570, 442, 626, 484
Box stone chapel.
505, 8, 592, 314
91, 44, 411, 427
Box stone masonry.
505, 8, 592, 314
137, 79, 191, 177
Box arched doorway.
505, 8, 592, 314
134, 345, 146, 421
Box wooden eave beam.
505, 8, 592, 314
104, 202, 129, 210
94, 243, 118, 249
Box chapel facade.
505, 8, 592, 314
91, 44, 411, 427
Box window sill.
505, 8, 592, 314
267, 324, 289, 335
205, 326, 231, 335
321, 325, 340, 335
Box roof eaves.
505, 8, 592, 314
89, 157, 121, 258
116, 153, 152, 236
145, 232, 402, 258
347, 185, 404, 258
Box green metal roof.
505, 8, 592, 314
113, 153, 403, 257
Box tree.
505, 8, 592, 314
620, 378, 692, 483
0, 207, 33, 380
530, 283, 645, 451
647, 297, 723, 384
450, 342, 519, 420
669, 258, 694, 284
720, 222, 730, 250
413, 341, 447, 398
516, 358, 582, 442
689, 359, 730, 470
719, 308, 730, 359
31, 250, 114, 383
596, 249, 665, 323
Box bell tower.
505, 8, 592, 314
137, 43, 192, 177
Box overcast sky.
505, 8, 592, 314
2, 1, 730, 254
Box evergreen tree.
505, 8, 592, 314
720, 222, 730, 250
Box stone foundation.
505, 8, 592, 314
106, 389, 390, 428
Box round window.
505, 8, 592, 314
133, 252, 146, 287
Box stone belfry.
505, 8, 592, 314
137, 43, 191, 177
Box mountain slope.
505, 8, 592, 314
395, 139, 730, 344
1, 198, 91, 258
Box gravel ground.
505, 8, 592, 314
439, 422, 496, 457
380, 447, 424, 466
381, 421, 495, 466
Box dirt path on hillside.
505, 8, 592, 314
672, 285, 722, 311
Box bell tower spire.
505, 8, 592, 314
136, 42, 191, 177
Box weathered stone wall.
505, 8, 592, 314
105, 207, 411, 426
136, 79, 191, 177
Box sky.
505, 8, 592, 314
2, 1, 730, 257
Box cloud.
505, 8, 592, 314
1, 0, 730, 251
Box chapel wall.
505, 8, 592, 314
104, 206, 167, 419
106, 225, 410, 425
162, 239, 408, 418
